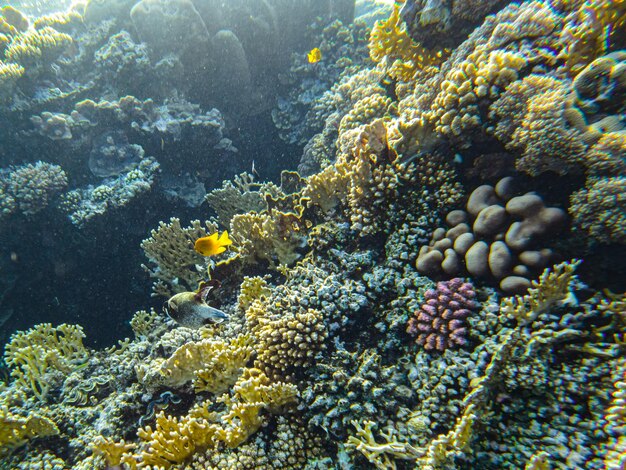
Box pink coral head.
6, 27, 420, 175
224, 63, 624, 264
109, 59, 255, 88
407, 278, 479, 352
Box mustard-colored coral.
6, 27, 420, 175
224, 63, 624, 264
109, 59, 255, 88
91, 437, 136, 468
237, 275, 271, 313
248, 300, 328, 381
155, 335, 254, 394
1, 6, 28, 33
347, 404, 477, 470
130, 308, 167, 339
428, 48, 527, 137
0, 406, 59, 456
525, 451, 551, 470
123, 368, 296, 468
4, 323, 89, 400
141, 217, 218, 297
230, 209, 308, 268
4, 26, 72, 67
501, 260, 581, 325
560, 0, 626, 76
33, 11, 83, 30
369, 0, 445, 81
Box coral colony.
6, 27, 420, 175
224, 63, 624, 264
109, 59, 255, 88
0, 0, 625, 469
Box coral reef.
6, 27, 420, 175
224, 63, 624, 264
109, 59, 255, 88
406, 278, 479, 352
416, 178, 567, 293
0, 162, 67, 218
1, 2, 625, 470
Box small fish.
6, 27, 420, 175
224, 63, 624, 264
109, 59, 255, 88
161, 138, 165, 151
164, 283, 228, 328
251, 160, 260, 178
194, 231, 232, 257
307, 47, 322, 64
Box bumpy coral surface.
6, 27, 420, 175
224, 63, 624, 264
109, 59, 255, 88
0, 2, 625, 470
407, 278, 479, 351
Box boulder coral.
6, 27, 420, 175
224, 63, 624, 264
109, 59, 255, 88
416, 178, 567, 293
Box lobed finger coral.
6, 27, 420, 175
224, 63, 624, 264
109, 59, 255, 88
406, 278, 479, 352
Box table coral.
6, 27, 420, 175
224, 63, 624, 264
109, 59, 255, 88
407, 278, 479, 352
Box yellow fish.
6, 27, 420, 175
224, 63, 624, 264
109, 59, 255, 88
307, 47, 322, 64
194, 231, 232, 256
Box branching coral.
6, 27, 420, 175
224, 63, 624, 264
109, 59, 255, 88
0, 406, 59, 456
251, 306, 328, 382
141, 217, 218, 297
120, 367, 297, 468
369, 0, 445, 81
4, 26, 72, 71
205, 173, 280, 228
230, 209, 308, 269
501, 260, 581, 325
347, 403, 477, 470
0, 161, 67, 216
4, 323, 89, 401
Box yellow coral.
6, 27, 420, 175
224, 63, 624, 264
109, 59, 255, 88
4, 26, 73, 66
237, 275, 271, 313
501, 260, 581, 325
141, 217, 218, 296
560, 0, 626, 75
1, 7, 28, 32
0, 406, 59, 456
230, 210, 308, 268
4, 323, 89, 400
126, 368, 296, 467
156, 335, 254, 394
33, 11, 83, 30
369, 0, 445, 81
525, 451, 551, 470
251, 306, 328, 382
130, 308, 166, 339
91, 437, 136, 468
347, 404, 477, 470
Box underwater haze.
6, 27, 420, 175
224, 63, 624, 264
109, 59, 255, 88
0, 0, 625, 468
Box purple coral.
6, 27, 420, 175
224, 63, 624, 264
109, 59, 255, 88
407, 278, 479, 352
